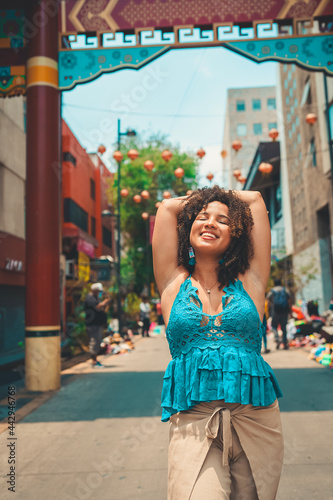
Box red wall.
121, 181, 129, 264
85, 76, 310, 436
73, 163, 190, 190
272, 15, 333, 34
61, 120, 114, 256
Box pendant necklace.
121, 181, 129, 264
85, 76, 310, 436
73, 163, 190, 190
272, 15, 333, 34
193, 276, 219, 315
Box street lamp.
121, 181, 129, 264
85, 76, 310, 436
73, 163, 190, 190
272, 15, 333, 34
113, 119, 137, 334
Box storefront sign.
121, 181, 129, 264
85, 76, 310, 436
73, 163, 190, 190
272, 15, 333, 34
77, 238, 95, 258
5, 259, 23, 272
78, 251, 90, 282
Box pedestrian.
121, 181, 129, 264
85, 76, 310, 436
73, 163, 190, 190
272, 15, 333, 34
156, 300, 164, 325
153, 186, 283, 500
267, 278, 291, 350
84, 283, 110, 368
139, 294, 151, 337
262, 297, 271, 353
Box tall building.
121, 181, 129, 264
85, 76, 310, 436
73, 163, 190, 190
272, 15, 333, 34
61, 120, 115, 321
222, 87, 277, 189
0, 97, 26, 366
277, 64, 333, 311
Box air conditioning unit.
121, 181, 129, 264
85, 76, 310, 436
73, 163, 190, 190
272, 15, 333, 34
65, 260, 76, 278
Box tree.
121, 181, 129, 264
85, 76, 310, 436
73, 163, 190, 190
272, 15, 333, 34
107, 133, 199, 295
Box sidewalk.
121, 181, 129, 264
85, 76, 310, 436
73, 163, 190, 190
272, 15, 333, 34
0, 333, 332, 499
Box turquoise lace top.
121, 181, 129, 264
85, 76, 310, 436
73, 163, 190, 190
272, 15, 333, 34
161, 275, 283, 422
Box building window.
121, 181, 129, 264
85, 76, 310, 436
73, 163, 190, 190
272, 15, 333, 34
252, 99, 261, 111
288, 129, 292, 139
296, 115, 299, 126
90, 179, 95, 200
294, 98, 298, 106
63, 152, 76, 166
310, 138, 317, 166
236, 124, 247, 136
297, 133, 301, 143
267, 98, 276, 110
64, 198, 88, 232
293, 79, 297, 89
102, 226, 112, 248
287, 113, 291, 122
286, 96, 289, 105
289, 87, 293, 97
253, 123, 262, 135
284, 80, 288, 89
91, 216, 96, 237
236, 100, 245, 111
268, 122, 277, 130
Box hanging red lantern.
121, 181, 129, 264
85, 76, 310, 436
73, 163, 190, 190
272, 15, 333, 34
113, 150, 123, 162
144, 160, 154, 171
174, 167, 185, 179
141, 212, 149, 220
127, 149, 139, 161
232, 140, 242, 152
221, 149, 227, 159
268, 128, 279, 141
259, 162, 273, 175
233, 169, 241, 179
155, 201, 161, 209
98, 144, 106, 154
162, 149, 173, 162
141, 190, 150, 199
133, 194, 141, 203
163, 191, 171, 199
120, 188, 129, 197
186, 190, 193, 196
206, 172, 214, 181
238, 176, 246, 184
196, 148, 206, 159
305, 113, 317, 125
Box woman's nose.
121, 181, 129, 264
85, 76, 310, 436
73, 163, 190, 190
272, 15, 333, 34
204, 218, 217, 227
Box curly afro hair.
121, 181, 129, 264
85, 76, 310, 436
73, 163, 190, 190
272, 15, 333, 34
177, 185, 254, 289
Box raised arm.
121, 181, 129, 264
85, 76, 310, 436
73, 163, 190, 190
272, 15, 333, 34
152, 197, 187, 295
234, 190, 271, 291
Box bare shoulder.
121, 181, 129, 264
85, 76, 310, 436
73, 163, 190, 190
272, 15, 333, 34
160, 268, 189, 327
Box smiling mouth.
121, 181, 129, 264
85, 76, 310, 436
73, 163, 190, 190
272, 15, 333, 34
200, 232, 218, 239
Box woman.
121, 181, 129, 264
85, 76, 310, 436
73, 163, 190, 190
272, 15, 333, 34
152, 186, 283, 500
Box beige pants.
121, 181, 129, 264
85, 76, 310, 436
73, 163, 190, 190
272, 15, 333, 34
168, 400, 283, 500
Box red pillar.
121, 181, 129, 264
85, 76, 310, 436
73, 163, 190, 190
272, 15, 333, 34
25, 0, 61, 390
95, 160, 102, 257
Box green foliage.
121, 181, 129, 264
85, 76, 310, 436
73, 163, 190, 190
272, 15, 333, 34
107, 133, 199, 295
123, 292, 141, 320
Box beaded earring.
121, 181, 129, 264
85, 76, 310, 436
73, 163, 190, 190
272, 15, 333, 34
219, 256, 225, 265
189, 246, 196, 265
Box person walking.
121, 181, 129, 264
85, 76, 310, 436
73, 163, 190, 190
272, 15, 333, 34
267, 278, 291, 350
153, 186, 283, 500
84, 283, 110, 367
139, 295, 151, 337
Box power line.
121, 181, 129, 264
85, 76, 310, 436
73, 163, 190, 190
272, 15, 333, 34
62, 102, 224, 119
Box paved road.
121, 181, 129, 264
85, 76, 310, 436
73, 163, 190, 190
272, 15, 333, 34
0, 333, 332, 499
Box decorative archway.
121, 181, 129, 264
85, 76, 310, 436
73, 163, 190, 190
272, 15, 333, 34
0, 0, 332, 390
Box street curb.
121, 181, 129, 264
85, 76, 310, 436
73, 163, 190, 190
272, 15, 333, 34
0, 335, 146, 434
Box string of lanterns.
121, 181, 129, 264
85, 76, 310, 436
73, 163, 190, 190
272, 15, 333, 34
101, 111, 318, 201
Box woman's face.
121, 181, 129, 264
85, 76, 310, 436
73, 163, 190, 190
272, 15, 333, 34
190, 201, 231, 257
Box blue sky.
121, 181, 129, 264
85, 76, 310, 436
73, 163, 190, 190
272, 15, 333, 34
62, 47, 278, 186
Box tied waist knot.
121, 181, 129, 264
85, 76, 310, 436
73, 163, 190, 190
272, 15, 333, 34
204, 406, 236, 466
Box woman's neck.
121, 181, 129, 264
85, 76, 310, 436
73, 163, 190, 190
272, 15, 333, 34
192, 255, 219, 285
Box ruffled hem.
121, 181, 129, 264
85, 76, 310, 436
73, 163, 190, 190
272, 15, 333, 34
161, 346, 283, 422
